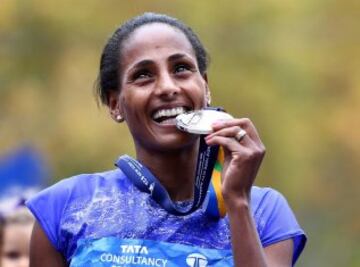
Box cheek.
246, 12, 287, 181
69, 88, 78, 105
120, 93, 146, 120
186, 80, 208, 105
120, 94, 135, 115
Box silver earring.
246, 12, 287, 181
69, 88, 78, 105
206, 98, 211, 107
116, 114, 123, 122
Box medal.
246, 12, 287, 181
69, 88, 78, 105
176, 109, 233, 135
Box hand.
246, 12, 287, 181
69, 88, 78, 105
204, 118, 266, 206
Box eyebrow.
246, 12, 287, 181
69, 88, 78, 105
168, 53, 190, 61
130, 59, 153, 71
128, 53, 193, 73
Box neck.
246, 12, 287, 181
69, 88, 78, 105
135, 141, 199, 201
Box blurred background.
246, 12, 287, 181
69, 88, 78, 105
0, 0, 359, 266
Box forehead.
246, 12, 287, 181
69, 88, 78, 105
3, 223, 32, 236
121, 23, 196, 65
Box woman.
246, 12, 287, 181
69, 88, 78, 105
27, 13, 306, 266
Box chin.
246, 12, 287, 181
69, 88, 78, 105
144, 133, 198, 153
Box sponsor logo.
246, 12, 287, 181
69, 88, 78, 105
120, 245, 149, 254
100, 246, 168, 267
186, 253, 208, 267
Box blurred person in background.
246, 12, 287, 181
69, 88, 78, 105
0, 204, 34, 267
27, 12, 306, 266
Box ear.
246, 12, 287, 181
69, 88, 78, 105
202, 73, 211, 106
108, 90, 125, 123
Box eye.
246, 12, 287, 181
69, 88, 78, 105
174, 64, 190, 74
132, 69, 153, 81
5, 251, 21, 260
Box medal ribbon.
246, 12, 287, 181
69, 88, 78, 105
206, 147, 226, 218
115, 107, 227, 217
116, 137, 219, 216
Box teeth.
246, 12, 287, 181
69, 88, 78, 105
153, 107, 186, 120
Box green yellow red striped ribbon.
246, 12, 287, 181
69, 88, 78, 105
206, 147, 226, 218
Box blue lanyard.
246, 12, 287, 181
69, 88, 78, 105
115, 137, 219, 216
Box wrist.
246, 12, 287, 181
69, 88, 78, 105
223, 193, 251, 213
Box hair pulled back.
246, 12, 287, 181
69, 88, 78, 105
96, 12, 209, 105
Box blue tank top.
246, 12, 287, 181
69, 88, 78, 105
26, 168, 306, 266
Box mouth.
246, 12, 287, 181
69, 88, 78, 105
152, 106, 192, 124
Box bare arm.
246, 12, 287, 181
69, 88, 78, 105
30, 221, 67, 267
264, 239, 293, 267
206, 118, 294, 266
226, 198, 293, 266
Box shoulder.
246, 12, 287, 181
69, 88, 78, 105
29, 168, 127, 202
250, 186, 307, 264
26, 168, 131, 218
25, 168, 129, 252
56, 168, 127, 189
250, 186, 296, 230
250, 186, 284, 212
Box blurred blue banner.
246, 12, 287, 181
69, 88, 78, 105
0, 146, 49, 197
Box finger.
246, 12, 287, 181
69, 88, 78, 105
205, 126, 253, 147
206, 134, 266, 172
205, 134, 252, 155
212, 118, 263, 146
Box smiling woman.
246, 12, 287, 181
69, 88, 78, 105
108, 22, 210, 154
26, 13, 306, 267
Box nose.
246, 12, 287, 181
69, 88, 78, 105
154, 71, 180, 98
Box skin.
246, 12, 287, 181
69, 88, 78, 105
29, 222, 66, 267
1, 224, 32, 267
30, 22, 294, 266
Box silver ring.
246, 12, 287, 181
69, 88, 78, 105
235, 129, 247, 142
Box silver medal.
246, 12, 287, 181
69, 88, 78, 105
176, 109, 233, 135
